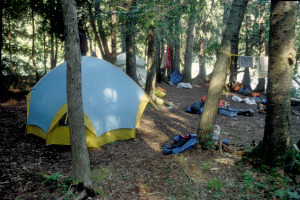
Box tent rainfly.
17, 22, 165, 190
26, 56, 149, 147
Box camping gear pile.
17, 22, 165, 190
162, 125, 228, 155
26, 57, 150, 147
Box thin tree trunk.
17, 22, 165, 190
61, 0, 92, 187
110, 4, 117, 65
255, 4, 267, 92
183, 10, 196, 82
262, 1, 297, 166
145, 26, 157, 100
51, 32, 55, 69
88, 3, 105, 59
31, 7, 39, 83
197, 0, 249, 147
174, 14, 181, 73
197, 22, 207, 81
95, 2, 111, 62
8, 14, 13, 75
43, 30, 47, 75
242, 15, 253, 90
125, 1, 139, 84
120, 23, 126, 53
54, 36, 58, 66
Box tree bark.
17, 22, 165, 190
242, 15, 253, 90
50, 32, 55, 69
145, 27, 157, 100
255, 4, 267, 92
110, 3, 117, 65
31, 7, 39, 83
197, 0, 249, 147
88, 3, 105, 59
198, 23, 207, 80
43, 30, 47, 75
120, 22, 126, 53
183, 8, 196, 83
125, 1, 139, 84
7, 14, 14, 75
173, 14, 181, 73
262, 1, 297, 166
61, 0, 92, 187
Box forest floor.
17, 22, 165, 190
0, 81, 300, 200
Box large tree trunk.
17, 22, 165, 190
262, 1, 297, 166
145, 27, 157, 100
125, 1, 139, 85
197, 0, 249, 147
61, 0, 92, 187
183, 9, 196, 83
31, 7, 39, 83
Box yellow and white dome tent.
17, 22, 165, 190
26, 56, 149, 147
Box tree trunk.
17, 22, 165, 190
110, 4, 117, 65
145, 27, 157, 100
242, 15, 253, 90
31, 7, 39, 83
120, 22, 126, 53
255, 5, 267, 92
54, 36, 58, 66
97, 19, 111, 62
183, 10, 196, 83
125, 2, 139, 85
43, 30, 47, 75
61, 0, 92, 187
197, 0, 249, 147
173, 15, 181, 73
198, 23, 207, 80
94, 2, 111, 62
50, 32, 55, 69
262, 1, 297, 166
88, 3, 105, 59
7, 14, 14, 75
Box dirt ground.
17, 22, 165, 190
0, 81, 299, 199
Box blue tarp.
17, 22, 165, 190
170, 70, 182, 84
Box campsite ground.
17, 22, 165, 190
0, 81, 300, 199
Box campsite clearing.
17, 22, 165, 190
1, 81, 299, 199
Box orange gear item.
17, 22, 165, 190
251, 92, 261, 97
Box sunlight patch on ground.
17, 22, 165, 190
138, 181, 164, 200
173, 155, 208, 183
214, 157, 235, 165
165, 112, 188, 122
139, 118, 169, 152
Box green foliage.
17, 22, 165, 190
41, 172, 75, 199
91, 168, 112, 183
206, 178, 222, 194
202, 161, 211, 171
